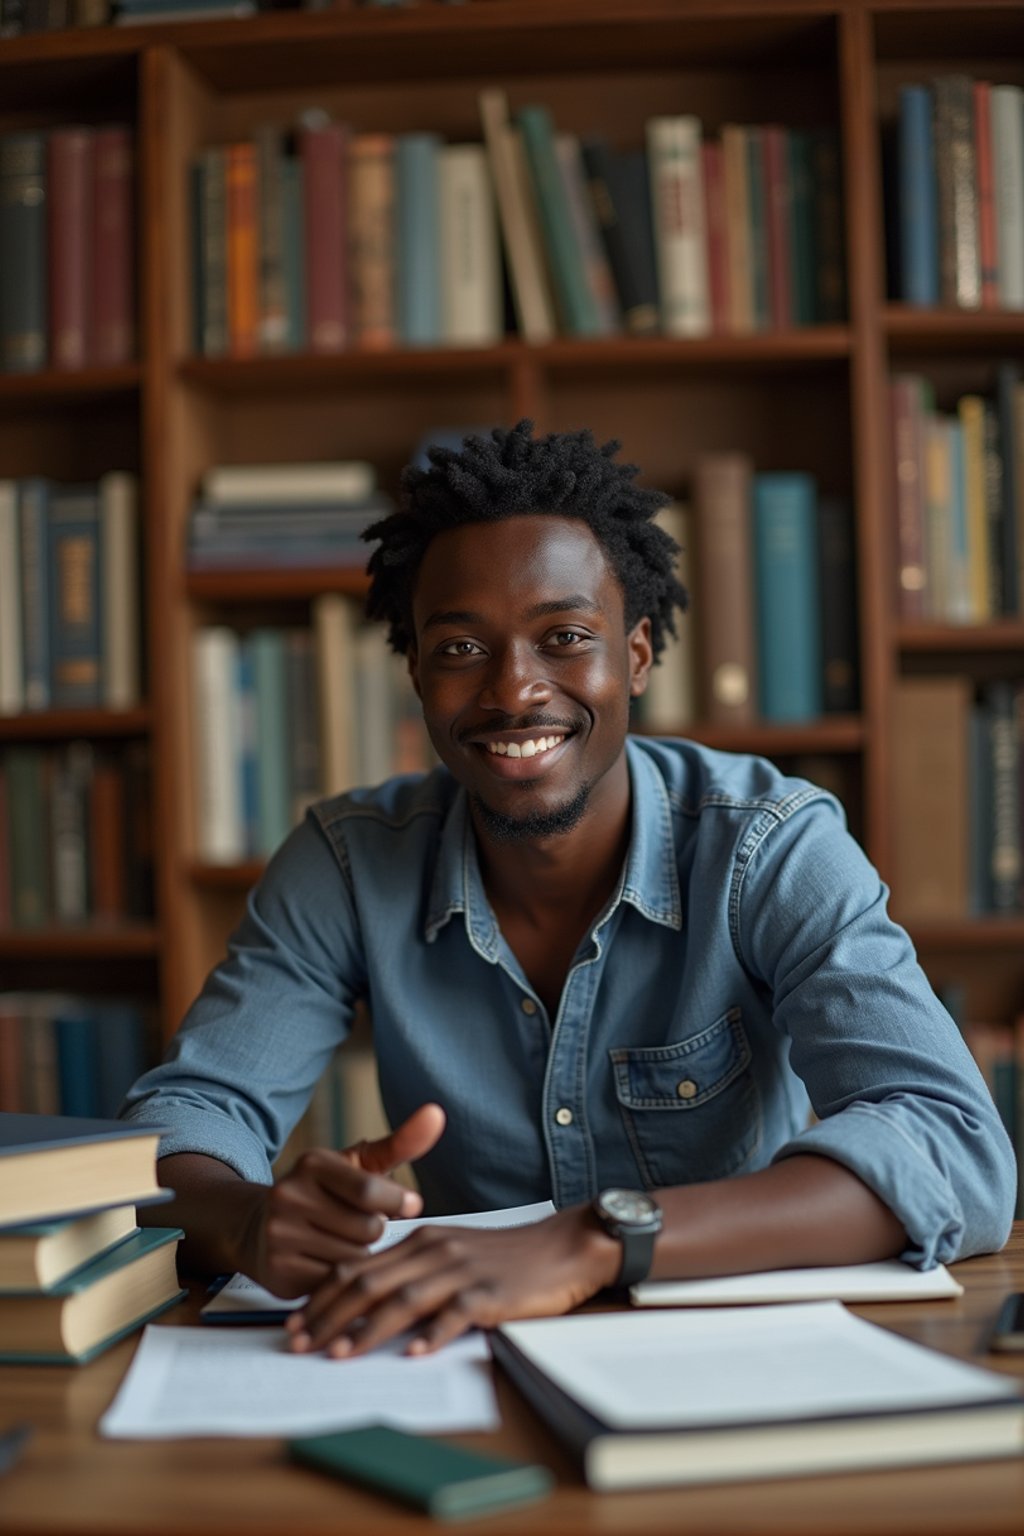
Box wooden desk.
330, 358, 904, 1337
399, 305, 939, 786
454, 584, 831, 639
1, 1226, 1022, 1536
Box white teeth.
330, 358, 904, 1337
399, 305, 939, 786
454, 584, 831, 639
485, 735, 564, 758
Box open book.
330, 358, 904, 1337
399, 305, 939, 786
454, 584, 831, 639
630, 1259, 963, 1307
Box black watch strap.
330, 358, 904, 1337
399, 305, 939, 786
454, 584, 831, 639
616, 1224, 659, 1289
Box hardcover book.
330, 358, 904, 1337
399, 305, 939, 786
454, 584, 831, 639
0, 1112, 168, 1227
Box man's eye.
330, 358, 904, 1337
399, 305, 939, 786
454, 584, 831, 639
440, 639, 482, 657
550, 630, 586, 647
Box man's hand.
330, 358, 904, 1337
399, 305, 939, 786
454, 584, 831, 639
244, 1102, 446, 1299
284, 1204, 621, 1356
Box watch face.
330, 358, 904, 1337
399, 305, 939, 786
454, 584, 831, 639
599, 1188, 659, 1225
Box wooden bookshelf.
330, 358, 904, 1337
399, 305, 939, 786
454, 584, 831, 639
1, 0, 1022, 1042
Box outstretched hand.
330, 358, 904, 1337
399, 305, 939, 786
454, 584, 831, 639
244, 1102, 446, 1299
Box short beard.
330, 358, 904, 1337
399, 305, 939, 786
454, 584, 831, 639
472, 781, 592, 844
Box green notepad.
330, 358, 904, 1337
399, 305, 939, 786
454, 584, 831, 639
289, 1425, 554, 1521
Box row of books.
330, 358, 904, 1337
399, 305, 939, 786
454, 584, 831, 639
0, 742, 153, 928
0, 128, 134, 375
892, 368, 1024, 623
0, 1113, 181, 1363
891, 77, 1024, 311
187, 456, 391, 570
939, 986, 1024, 1218
892, 677, 1024, 921
192, 602, 430, 863
0, 994, 152, 1118
0, 473, 142, 716
0, 0, 395, 32
191, 97, 845, 359
643, 463, 859, 730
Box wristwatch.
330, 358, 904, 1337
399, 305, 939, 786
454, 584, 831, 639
592, 1188, 663, 1288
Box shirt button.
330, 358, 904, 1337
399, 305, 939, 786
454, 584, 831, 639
555, 1107, 573, 1127
676, 1079, 698, 1100
521, 997, 537, 1015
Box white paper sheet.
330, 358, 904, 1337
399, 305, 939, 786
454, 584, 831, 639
201, 1199, 556, 1320
630, 1259, 963, 1307
498, 1300, 1019, 1431
100, 1325, 500, 1439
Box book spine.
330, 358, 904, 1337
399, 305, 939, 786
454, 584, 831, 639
554, 133, 619, 336
18, 478, 50, 711
0, 481, 23, 715
236, 637, 258, 857
280, 154, 306, 352
745, 126, 770, 329
890, 374, 928, 618
519, 105, 601, 337
192, 627, 245, 862
197, 147, 228, 356
94, 1001, 149, 1119
991, 85, 1024, 311
946, 416, 973, 621
753, 472, 822, 722
48, 127, 93, 370
973, 80, 998, 310
6, 747, 50, 926
787, 130, 816, 326
996, 363, 1021, 615
300, 119, 348, 352
984, 682, 1022, 911
91, 126, 135, 366
90, 754, 126, 919
99, 471, 141, 710
762, 125, 792, 328
122, 740, 154, 918
225, 140, 259, 357
701, 140, 729, 333
0, 998, 20, 1112
636, 501, 696, 731
967, 700, 993, 914
693, 453, 757, 724
810, 128, 845, 323
477, 90, 556, 344
923, 411, 952, 619
721, 125, 754, 332
50, 741, 91, 922
898, 86, 940, 306
957, 394, 992, 621
1014, 380, 1024, 612
932, 74, 981, 309
313, 593, 357, 796
284, 628, 320, 824
254, 123, 288, 353
891, 678, 971, 920
817, 495, 859, 714
396, 132, 442, 347
438, 143, 502, 347
981, 400, 1006, 619
48, 487, 102, 708
0, 132, 47, 372
250, 627, 292, 857
348, 133, 396, 350
611, 149, 659, 335
646, 115, 710, 337
55, 1011, 100, 1117
581, 139, 657, 336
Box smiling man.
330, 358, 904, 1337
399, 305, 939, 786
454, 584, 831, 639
123, 421, 1015, 1358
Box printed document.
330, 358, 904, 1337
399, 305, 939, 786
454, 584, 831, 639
630, 1259, 963, 1307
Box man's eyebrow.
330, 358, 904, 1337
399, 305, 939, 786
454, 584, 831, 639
421, 596, 602, 631
421, 609, 485, 632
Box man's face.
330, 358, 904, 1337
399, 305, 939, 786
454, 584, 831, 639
408, 515, 653, 843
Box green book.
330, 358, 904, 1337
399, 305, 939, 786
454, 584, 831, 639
6, 746, 49, 927
518, 104, 602, 337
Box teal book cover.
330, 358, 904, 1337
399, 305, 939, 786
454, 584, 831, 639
251, 628, 291, 857
396, 133, 441, 346
519, 105, 601, 337
753, 473, 822, 722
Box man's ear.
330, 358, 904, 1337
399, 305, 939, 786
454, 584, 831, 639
407, 647, 422, 701
628, 617, 654, 698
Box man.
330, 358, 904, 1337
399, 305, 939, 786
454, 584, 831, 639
123, 421, 1015, 1360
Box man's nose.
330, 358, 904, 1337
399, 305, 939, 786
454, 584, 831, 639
477, 643, 552, 713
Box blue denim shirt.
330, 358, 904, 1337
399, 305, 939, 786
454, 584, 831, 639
122, 736, 1016, 1267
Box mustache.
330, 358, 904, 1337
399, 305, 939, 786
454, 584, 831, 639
458, 714, 579, 744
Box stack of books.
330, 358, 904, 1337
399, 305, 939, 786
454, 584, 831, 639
0, 1112, 183, 1364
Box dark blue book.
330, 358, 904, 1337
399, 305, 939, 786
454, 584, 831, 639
817, 495, 859, 713
47, 484, 102, 709
898, 85, 940, 306
54, 1012, 101, 1119
0, 132, 47, 373
753, 473, 822, 722
18, 477, 51, 711
281, 153, 306, 352
581, 139, 658, 336
94, 1003, 150, 1119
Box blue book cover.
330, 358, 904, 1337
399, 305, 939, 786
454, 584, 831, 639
898, 86, 940, 306
396, 133, 441, 346
0, 132, 47, 374
753, 473, 822, 722
47, 484, 102, 708
54, 1012, 101, 1119
236, 638, 259, 858
281, 155, 306, 352
95, 1003, 150, 1119
18, 477, 51, 710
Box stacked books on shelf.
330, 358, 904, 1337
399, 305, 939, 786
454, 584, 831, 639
115, 0, 255, 24
640, 457, 858, 730
890, 76, 1024, 310
190, 97, 845, 358
192, 603, 430, 863
891, 369, 1024, 623
0, 1112, 182, 1363
186, 459, 390, 571
0, 741, 153, 929
0, 0, 113, 32
0, 994, 153, 1117
937, 986, 1024, 1219
0, 473, 142, 716
0, 127, 134, 374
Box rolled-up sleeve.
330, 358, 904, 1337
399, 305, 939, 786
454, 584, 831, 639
120, 812, 364, 1181
737, 794, 1017, 1267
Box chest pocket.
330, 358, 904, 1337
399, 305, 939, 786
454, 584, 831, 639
609, 1008, 761, 1189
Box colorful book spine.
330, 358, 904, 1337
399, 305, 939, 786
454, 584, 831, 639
91, 125, 135, 366
99, 471, 140, 710
48, 127, 93, 370
646, 115, 710, 337
898, 86, 939, 306
348, 133, 396, 350
555, 133, 619, 337
958, 394, 992, 621
890, 374, 928, 619
225, 140, 258, 357
701, 139, 729, 332
721, 125, 754, 332
0, 132, 47, 372
48, 485, 102, 708
300, 117, 348, 352
753, 472, 822, 722
396, 132, 441, 347
519, 105, 601, 338
932, 74, 980, 309
254, 123, 288, 353
478, 89, 556, 344
693, 453, 756, 724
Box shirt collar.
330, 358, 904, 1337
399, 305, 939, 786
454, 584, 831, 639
423, 736, 681, 950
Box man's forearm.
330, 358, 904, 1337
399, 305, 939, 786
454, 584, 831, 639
138, 1152, 266, 1278
650, 1153, 907, 1280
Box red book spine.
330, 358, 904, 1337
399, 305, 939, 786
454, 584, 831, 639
300, 121, 348, 352
701, 139, 729, 334
973, 80, 998, 310
226, 141, 259, 357
91, 126, 135, 366
763, 125, 792, 328
89, 758, 126, 921
48, 127, 94, 370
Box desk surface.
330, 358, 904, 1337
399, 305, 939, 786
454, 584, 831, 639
0, 1226, 1022, 1536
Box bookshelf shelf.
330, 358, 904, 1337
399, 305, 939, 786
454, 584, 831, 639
678, 717, 866, 755
896, 623, 1024, 653
0, 708, 152, 742
884, 306, 1024, 355
0, 926, 161, 958
185, 570, 368, 602
0, 364, 142, 407
904, 918, 1024, 952
189, 861, 265, 892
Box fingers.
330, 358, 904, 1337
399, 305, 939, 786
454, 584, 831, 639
354, 1102, 446, 1178
292, 1148, 417, 1224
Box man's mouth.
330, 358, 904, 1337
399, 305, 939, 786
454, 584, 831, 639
484, 734, 565, 760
